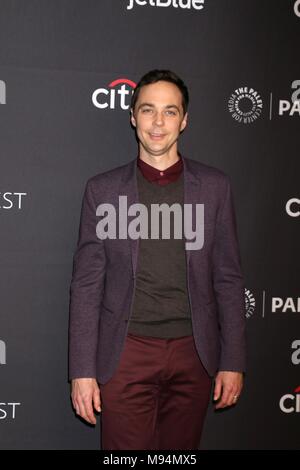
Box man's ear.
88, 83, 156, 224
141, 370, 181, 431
180, 112, 188, 132
130, 108, 136, 127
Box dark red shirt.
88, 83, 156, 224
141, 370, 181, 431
137, 155, 183, 186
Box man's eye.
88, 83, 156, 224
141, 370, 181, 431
142, 108, 152, 113
166, 110, 176, 115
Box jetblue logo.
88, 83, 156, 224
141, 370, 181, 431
127, 0, 205, 11
0, 80, 6, 104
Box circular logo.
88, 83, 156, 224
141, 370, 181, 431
294, 0, 300, 17
245, 288, 255, 319
228, 87, 263, 124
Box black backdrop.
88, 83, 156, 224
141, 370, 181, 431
0, 0, 299, 450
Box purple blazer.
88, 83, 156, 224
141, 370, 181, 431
68, 156, 246, 384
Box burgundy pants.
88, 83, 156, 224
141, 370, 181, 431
100, 333, 212, 450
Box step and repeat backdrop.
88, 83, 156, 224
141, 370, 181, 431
0, 0, 299, 450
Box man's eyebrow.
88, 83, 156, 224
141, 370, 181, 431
138, 103, 154, 109
165, 104, 180, 112
138, 103, 181, 112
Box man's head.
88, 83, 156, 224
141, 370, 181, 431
130, 70, 189, 160
131, 69, 189, 116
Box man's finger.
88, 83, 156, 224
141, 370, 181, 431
215, 388, 230, 408
213, 381, 222, 401
83, 399, 97, 424
76, 398, 95, 424
93, 389, 101, 412
73, 398, 80, 415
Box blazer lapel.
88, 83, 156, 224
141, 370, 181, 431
119, 158, 140, 278
182, 156, 202, 265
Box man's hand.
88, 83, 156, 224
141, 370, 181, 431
71, 378, 101, 424
213, 371, 243, 409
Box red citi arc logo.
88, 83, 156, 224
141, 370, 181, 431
92, 78, 136, 110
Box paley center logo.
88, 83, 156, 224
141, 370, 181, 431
92, 78, 136, 110
279, 386, 300, 413
294, 0, 300, 17
272, 297, 300, 313
278, 80, 300, 117
245, 288, 255, 319
0, 79, 6, 104
96, 197, 204, 250
286, 197, 300, 217
228, 87, 263, 124
126, 0, 205, 11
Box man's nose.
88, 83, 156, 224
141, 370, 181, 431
153, 111, 164, 126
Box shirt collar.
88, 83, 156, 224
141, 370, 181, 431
136, 154, 183, 186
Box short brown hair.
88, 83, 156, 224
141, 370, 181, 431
131, 69, 189, 115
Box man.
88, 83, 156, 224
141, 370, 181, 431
69, 70, 246, 450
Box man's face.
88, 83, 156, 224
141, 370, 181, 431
130, 80, 188, 158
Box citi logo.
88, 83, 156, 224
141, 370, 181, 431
294, 0, 300, 17
272, 297, 300, 313
291, 340, 300, 365
278, 80, 300, 116
0, 80, 6, 104
286, 198, 300, 217
92, 78, 136, 110
126, 0, 205, 11
0, 340, 6, 365
279, 386, 300, 413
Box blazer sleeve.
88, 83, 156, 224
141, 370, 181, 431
212, 176, 246, 373
68, 179, 106, 380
